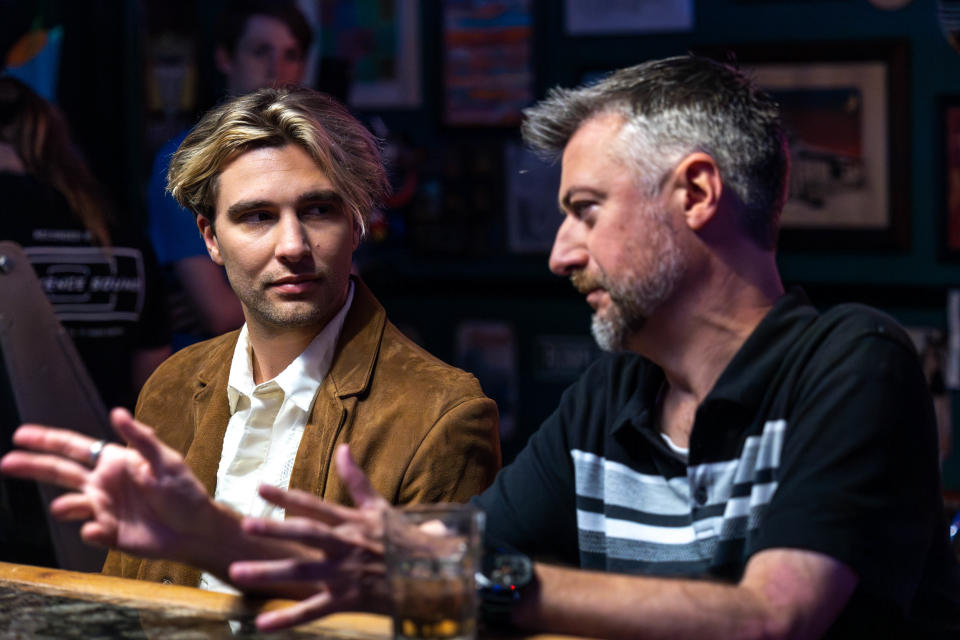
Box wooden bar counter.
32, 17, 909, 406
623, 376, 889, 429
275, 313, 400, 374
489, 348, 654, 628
0, 562, 584, 639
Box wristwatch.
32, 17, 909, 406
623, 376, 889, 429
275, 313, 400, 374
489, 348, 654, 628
476, 551, 535, 629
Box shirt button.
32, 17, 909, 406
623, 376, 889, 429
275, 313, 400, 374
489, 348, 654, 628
693, 486, 708, 505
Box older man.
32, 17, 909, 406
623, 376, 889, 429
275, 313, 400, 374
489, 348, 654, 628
1, 87, 499, 594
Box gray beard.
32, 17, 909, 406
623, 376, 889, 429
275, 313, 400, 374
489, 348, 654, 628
589, 233, 686, 352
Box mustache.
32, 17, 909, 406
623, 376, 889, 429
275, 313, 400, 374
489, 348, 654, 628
570, 270, 602, 294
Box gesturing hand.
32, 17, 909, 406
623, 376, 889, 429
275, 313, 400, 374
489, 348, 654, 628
229, 444, 392, 631
0, 407, 218, 563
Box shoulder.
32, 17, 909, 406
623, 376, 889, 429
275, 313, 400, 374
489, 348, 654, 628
796, 302, 918, 370
142, 331, 237, 392
374, 321, 488, 404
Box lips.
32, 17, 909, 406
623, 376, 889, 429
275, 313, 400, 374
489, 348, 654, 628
585, 288, 606, 309
570, 270, 605, 308
268, 274, 319, 294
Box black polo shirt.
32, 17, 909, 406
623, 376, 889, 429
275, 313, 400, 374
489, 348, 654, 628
476, 288, 960, 637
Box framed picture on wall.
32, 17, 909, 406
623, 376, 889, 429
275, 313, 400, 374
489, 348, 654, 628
696, 40, 910, 251
318, 0, 421, 108
442, 0, 534, 127
941, 97, 960, 259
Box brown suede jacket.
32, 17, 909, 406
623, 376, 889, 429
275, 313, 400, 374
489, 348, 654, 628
102, 277, 500, 586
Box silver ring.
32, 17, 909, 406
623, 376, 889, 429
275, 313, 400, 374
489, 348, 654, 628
88, 440, 106, 467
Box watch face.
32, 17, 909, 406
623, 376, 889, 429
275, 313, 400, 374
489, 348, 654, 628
487, 553, 533, 588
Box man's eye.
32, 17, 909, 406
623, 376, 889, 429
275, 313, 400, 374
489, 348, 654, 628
241, 211, 272, 224
302, 204, 334, 218
571, 201, 595, 218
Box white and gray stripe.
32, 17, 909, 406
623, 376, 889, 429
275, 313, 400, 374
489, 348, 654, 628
571, 419, 786, 569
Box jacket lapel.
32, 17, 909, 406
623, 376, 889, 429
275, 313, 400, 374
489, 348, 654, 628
183, 333, 236, 495
289, 277, 385, 498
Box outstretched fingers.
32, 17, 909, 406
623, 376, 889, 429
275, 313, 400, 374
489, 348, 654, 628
110, 407, 168, 470
257, 485, 354, 525
335, 444, 389, 510
230, 556, 339, 586
255, 590, 336, 632
49, 492, 94, 521
0, 450, 89, 490
243, 515, 373, 556
10, 425, 101, 467
80, 518, 118, 548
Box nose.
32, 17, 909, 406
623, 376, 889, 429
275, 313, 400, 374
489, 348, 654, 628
274, 212, 309, 263
548, 215, 588, 277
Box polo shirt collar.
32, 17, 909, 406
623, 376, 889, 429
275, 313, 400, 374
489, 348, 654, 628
611, 287, 817, 437
702, 287, 817, 409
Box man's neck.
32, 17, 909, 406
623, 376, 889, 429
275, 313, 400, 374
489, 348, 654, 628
248, 324, 325, 384
630, 251, 784, 445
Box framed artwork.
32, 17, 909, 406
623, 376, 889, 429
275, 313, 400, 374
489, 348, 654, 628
318, 0, 421, 108
942, 97, 960, 258
698, 41, 910, 251
442, 0, 534, 127
564, 0, 693, 35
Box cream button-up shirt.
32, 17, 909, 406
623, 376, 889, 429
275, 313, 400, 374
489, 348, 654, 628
200, 282, 354, 594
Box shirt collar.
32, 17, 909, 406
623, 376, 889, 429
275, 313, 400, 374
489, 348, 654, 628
226, 281, 355, 413
703, 286, 817, 409
611, 287, 817, 437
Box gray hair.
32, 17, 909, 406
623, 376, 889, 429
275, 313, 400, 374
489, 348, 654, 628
521, 55, 789, 249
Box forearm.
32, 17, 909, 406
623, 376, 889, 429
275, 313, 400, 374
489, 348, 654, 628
512, 563, 770, 640
512, 549, 854, 640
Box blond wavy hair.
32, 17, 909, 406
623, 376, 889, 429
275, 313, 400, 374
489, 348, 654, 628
167, 87, 389, 237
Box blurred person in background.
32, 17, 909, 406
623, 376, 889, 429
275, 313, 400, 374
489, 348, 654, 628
0, 75, 170, 565
148, 0, 311, 349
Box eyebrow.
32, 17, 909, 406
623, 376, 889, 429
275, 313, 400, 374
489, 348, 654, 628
225, 190, 345, 218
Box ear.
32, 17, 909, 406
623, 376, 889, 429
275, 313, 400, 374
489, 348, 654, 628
673, 152, 723, 232
214, 46, 233, 76
197, 215, 224, 265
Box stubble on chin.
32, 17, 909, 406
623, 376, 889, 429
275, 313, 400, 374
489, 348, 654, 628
570, 269, 641, 352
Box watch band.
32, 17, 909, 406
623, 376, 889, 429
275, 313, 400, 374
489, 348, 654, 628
477, 552, 534, 629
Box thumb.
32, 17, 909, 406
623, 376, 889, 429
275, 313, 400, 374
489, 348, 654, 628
110, 407, 166, 470
335, 444, 387, 509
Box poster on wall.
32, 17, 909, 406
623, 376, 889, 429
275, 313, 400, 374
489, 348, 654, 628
319, 0, 421, 108
443, 0, 533, 127
564, 0, 693, 35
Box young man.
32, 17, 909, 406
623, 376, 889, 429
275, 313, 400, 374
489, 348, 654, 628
148, 0, 313, 343
1, 87, 500, 593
